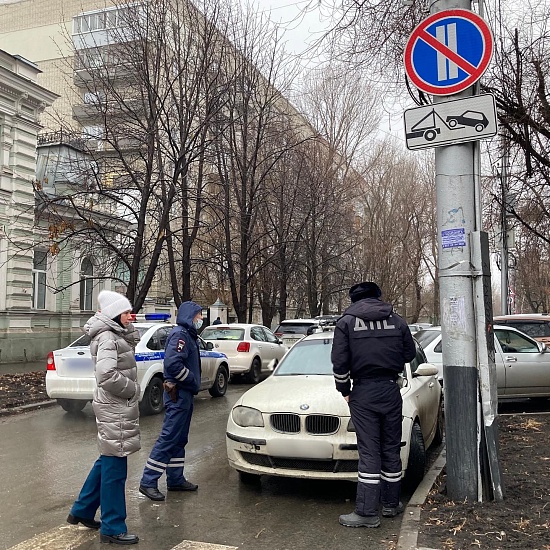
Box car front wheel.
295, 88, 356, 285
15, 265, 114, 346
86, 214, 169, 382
238, 470, 261, 484
432, 400, 445, 446
246, 358, 262, 384
57, 398, 88, 413
404, 421, 426, 491
208, 365, 229, 398
139, 376, 165, 416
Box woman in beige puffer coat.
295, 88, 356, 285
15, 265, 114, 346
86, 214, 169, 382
67, 290, 141, 545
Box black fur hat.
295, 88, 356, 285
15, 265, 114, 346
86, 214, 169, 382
349, 281, 382, 302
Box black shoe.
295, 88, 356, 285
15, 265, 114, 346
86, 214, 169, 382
67, 513, 100, 529
339, 511, 380, 528
382, 501, 404, 518
167, 480, 198, 492
100, 533, 139, 545
139, 485, 165, 501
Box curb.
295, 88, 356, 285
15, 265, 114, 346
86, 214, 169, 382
397, 447, 446, 550
0, 399, 57, 417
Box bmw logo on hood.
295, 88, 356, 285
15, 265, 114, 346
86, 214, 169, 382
299, 404, 309, 410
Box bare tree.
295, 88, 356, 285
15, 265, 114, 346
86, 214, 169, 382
294, 61, 380, 316
208, 4, 300, 322
352, 140, 434, 316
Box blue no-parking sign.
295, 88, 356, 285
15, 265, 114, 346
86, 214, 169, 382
404, 9, 493, 96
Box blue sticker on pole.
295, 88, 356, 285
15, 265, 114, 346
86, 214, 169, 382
442, 228, 466, 248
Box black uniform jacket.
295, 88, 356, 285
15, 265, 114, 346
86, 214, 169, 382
331, 298, 416, 397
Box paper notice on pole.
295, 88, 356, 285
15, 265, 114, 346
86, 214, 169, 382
442, 296, 467, 332
442, 228, 466, 248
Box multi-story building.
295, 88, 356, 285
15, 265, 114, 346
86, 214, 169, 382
0, 0, 346, 348
0, 49, 62, 362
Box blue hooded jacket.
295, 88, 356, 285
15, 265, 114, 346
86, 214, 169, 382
163, 301, 202, 394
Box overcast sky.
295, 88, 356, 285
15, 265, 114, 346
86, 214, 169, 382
247, 0, 333, 58
246, 0, 406, 141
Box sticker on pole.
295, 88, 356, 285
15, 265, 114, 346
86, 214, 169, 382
404, 9, 493, 96
442, 228, 466, 249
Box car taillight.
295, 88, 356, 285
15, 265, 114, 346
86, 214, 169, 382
274, 332, 282, 337
237, 342, 250, 352
46, 351, 56, 371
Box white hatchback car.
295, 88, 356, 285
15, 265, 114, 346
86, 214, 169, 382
200, 323, 288, 384
46, 313, 230, 415
226, 331, 443, 489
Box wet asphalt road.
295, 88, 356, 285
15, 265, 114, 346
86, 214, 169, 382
0, 383, 409, 550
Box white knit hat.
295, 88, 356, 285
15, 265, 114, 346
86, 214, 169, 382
98, 290, 133, 319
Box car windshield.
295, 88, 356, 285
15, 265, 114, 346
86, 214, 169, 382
274, 323, 315, 335
274, 339, 333, 376
69, 334, 91, 347
201, 327, 244, 341
414, 329, 441, 347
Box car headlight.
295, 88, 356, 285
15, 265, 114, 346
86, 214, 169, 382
232, 406, 264, 427
347, 418, 355, 432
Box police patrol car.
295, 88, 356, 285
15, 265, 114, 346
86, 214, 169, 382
46, 313, 230, 415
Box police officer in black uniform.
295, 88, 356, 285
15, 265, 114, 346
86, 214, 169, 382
332, 281, 416, 528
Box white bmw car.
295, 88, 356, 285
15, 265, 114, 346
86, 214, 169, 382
226, 330, 443, 488
46, 313, 230, 415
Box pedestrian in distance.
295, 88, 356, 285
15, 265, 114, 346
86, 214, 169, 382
139, 301, 203, 501
67, 290, 141, 545
212, 316, 222, 325
332, 281, 416, 528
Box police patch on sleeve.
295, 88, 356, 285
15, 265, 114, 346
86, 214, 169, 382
176, 339, 186, 352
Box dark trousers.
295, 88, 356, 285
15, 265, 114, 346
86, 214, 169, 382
349, 380, 403, 516
140, 389, 194, 488
70, 455, 128, 535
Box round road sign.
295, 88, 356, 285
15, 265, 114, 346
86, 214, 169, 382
404, 9, 493, 96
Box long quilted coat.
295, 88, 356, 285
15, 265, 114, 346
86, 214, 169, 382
84, 312, 141, 457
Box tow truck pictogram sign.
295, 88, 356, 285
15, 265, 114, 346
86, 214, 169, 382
403, 94, 497, 150
404, 9, 493, 96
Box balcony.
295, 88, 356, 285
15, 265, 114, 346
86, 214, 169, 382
72, 99, 144, 123
73, 62, 136, 87
37, 130, 86, 150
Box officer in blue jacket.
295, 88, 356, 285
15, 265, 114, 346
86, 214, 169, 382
139, 301, 203, 501
332, 282, 416, 528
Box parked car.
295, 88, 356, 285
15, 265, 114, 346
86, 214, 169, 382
226, 331, 443, 489
408, 323, 433, 335
415, 325, 550, 398
46, 313, 230, 415
493, 314, 550, 344
273, 319, 323, 348
200, 323, 288, 384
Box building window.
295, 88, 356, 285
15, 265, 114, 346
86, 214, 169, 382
32, 251, 47, 310
80, 258, 94, 311
73, 7, 129, 35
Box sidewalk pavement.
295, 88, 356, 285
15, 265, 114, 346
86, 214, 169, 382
397, 447, 446, 550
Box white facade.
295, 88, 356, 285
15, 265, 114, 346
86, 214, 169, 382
0, 49, 106, 363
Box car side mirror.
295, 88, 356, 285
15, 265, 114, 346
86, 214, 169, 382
277, 338, 284, 345
267, 359, 277, 371
206, 341, 214, 351
538, 342, 547, 353
414, 363, 439, 377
